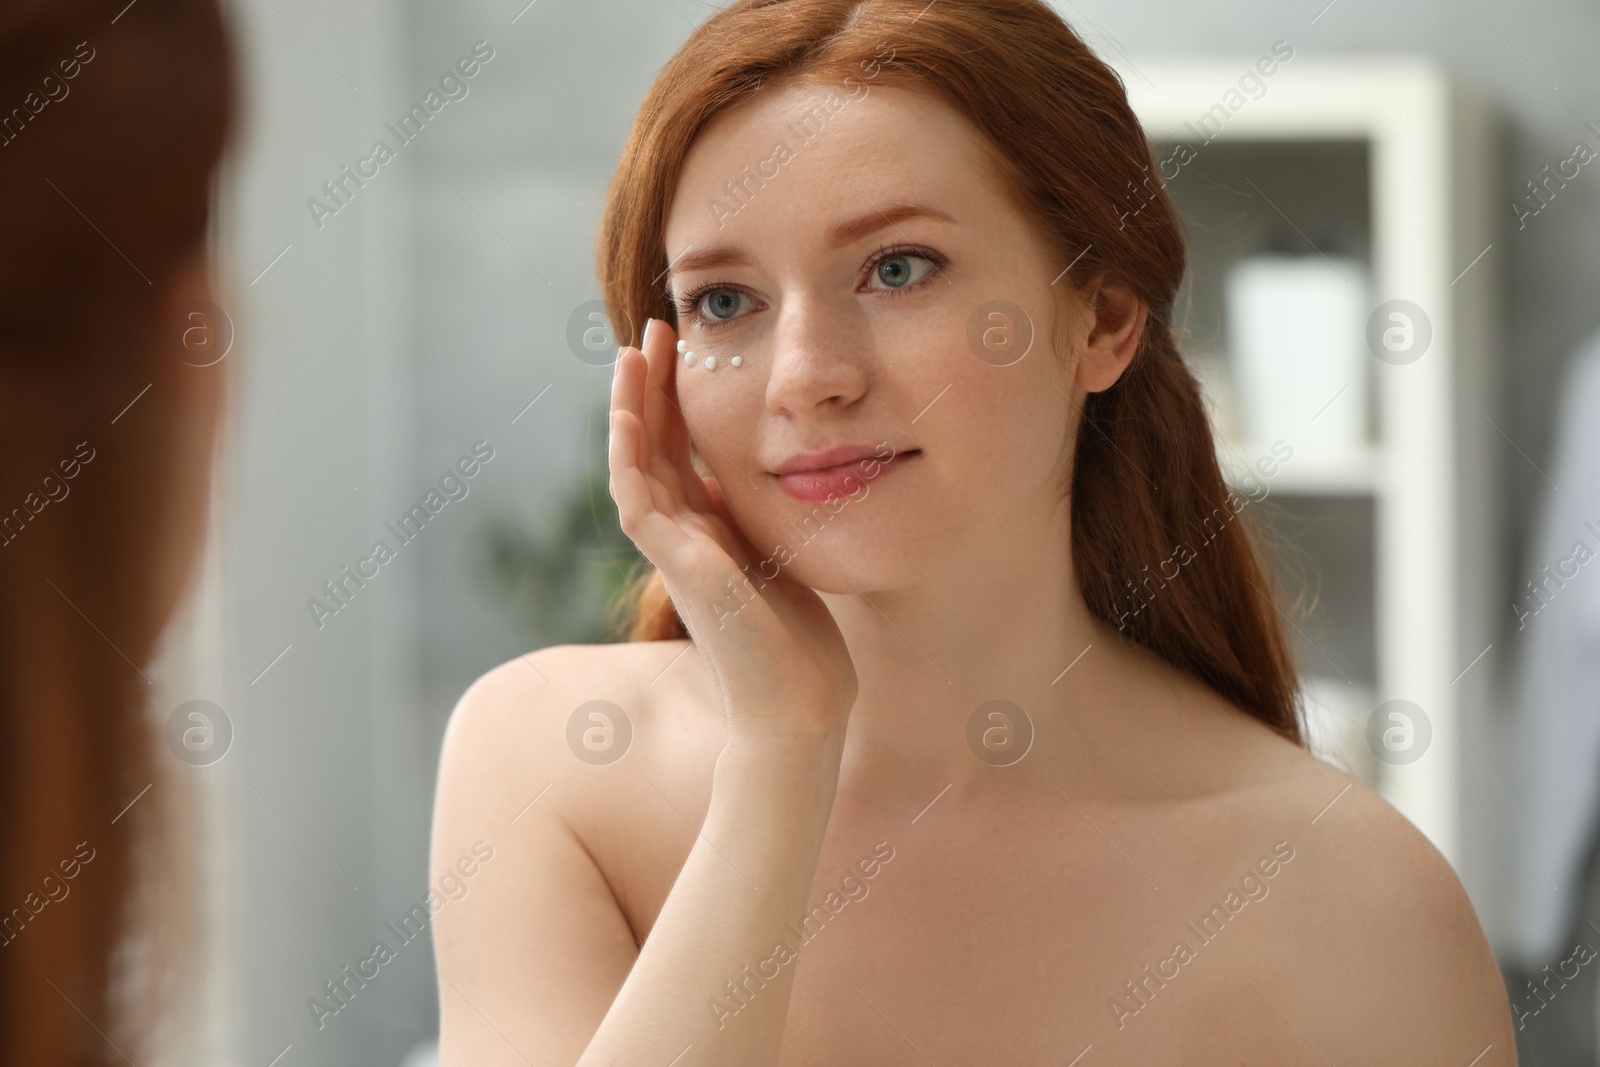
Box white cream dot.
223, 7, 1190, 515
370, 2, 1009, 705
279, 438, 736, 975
730, 355, 743, 367
683, 350, 695, 364
676, 340, 688, 353
704, 356, 717, 370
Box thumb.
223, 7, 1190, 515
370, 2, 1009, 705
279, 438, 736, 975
702, 476, 733, 528
702, 477, 757, 551
699, 477, 765, 575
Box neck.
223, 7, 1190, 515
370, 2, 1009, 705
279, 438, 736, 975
818, 523, 1134, 804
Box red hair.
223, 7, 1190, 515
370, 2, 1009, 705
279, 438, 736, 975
0, 0, 234, 1061
597, 0, 1306, 743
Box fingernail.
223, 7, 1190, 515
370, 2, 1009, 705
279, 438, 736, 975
643, 317, 658, 347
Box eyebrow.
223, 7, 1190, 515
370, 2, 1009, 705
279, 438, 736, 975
665, 202, 957, 280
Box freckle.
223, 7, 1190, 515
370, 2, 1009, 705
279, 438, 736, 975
704, 356, 717, 370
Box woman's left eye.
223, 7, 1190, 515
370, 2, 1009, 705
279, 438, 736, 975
865, 251, 940, 291
697, 288, 750, 324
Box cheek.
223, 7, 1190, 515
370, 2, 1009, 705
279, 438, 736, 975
677, 363, 759, 453
939, 360, 1070, 487
934, 416, 1061, 526
915, 284, 1067, 447
676, 368, 768, 521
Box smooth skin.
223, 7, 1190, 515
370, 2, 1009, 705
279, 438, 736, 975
430, 82, 1516, 1065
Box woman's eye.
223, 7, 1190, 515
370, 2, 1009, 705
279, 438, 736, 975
866, 252, 938, 291
678, 248, 943, 333
698, 288, 749, 323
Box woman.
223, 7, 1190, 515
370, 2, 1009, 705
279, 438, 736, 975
0, 0, 234, 1062
430, 1, 1515, 1062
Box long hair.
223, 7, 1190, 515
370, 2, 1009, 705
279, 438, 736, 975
0, 0, 234, 1061
596, 0, 1305, 743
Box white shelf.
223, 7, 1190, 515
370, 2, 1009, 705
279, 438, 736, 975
1115, 57, 1505, 882
1218, 439, 1385, 496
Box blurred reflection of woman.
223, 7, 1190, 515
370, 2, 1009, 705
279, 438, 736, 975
0, 0, 234, 1063
432, 1, 1517, 1063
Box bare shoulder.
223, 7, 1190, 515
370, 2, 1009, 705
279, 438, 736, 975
434, 639, 717, 823
428, 642, 724, 1059
1195, 736, 1517, 1064
436, 644, 620, 818
431, 639, 724, 929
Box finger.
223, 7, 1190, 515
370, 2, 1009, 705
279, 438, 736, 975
675, 431, 716, 516
614, 407, 776, 645
616, 335, 761, 629
642, 317, 674, 470
613, 341, 682, 516
607, 346, 644, 506
659, 326, 695, 474
700, 477, 755, 561
645, 320, 716, 516
642, 329, 698, 511
610, 346, 664, 517
610, 342, 646, 467
608, 404, 688, 565
662, 385, 716, 515
702, 476, 733, 529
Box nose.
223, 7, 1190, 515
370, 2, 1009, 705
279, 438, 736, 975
762, 296, 870, 417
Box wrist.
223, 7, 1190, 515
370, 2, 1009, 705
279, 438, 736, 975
718, 727, 844, 770
712, 731, 845, 807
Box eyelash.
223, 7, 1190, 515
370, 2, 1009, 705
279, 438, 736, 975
668, 244, 949, 334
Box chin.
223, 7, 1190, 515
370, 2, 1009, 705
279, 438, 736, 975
746, 522, 928, 594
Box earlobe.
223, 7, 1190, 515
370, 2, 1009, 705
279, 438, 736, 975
1074, 282, 1147, 394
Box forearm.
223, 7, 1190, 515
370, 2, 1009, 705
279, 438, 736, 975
577, 736, 843, 1067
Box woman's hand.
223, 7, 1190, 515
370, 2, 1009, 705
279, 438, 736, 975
439, 314, 862, 1067
608, 316, 858, 748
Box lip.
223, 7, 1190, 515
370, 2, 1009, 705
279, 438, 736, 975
773, 443, 899, 475
771, 444, 919, 503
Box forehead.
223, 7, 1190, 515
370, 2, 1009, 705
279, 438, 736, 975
663, 82, 1003, 259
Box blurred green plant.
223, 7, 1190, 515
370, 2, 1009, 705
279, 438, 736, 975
473, 404, 646, 648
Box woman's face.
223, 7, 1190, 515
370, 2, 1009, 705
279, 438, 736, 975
663, 82, 1088, 594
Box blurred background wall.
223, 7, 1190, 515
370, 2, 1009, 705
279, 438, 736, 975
194, 0, 1600, 1063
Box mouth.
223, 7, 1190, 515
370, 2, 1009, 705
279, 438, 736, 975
772, 447, 920, 503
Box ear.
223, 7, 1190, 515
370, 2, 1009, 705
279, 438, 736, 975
1073, 278, 1148, 394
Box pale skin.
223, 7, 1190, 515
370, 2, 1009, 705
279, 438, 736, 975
430, 82, 1516, 1065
